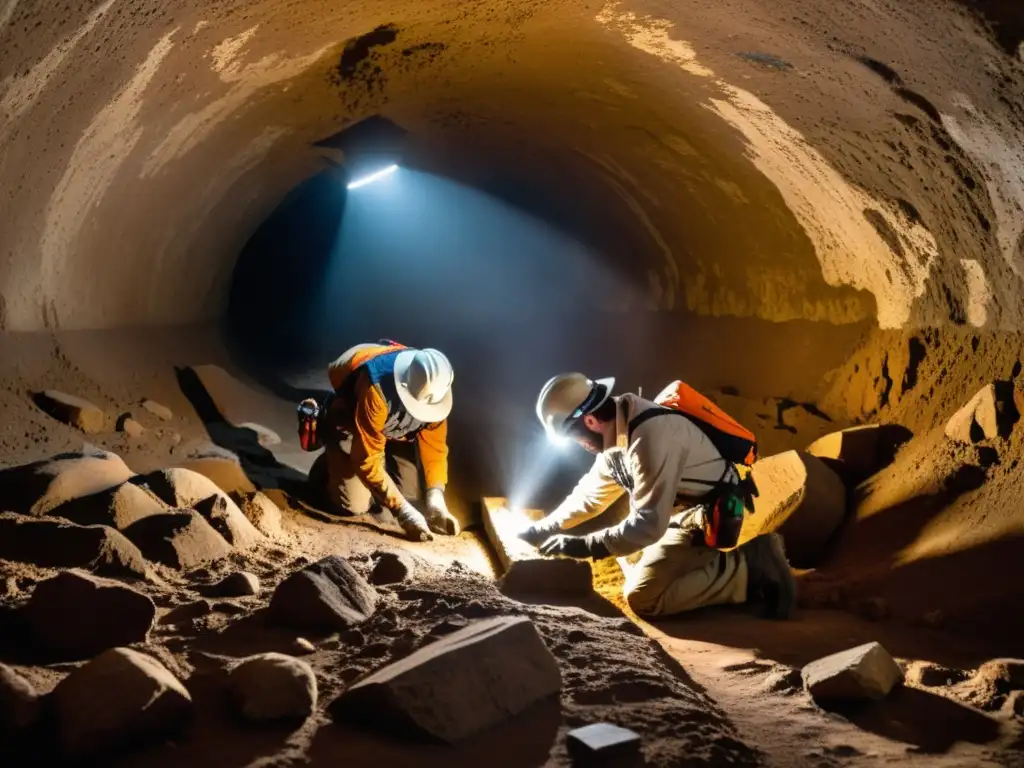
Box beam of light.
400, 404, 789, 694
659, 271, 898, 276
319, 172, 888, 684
346, 163, 398, 190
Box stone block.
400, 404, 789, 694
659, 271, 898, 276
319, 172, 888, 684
229, 653, 317, 722
482, 497, 593, 595
331, 615, 561, 743
33, 390, 105, 433
737, 451, 847, 569
802, 642, 903, 704
805, 424, 912, 486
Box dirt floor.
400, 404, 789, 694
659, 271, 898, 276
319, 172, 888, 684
1, 327, 1023, 767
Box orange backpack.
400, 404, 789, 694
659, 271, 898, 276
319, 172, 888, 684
630, 380, 758, 466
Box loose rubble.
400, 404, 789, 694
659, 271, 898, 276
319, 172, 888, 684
331, 615, 562, 742
269, 555, 378, 631
25, 570, 156, 657
229, 652, 317, 721
53, 648, 192, 757
802, 642, 904, 704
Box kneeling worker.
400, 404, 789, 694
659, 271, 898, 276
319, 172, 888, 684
520, 373, 796, 619
299, 340, 460, 542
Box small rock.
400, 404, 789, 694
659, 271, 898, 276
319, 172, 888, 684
0, 512, 148, 578
369, 550, 415, 585
292, 638, 316, 655
141, 400, 173, 421
193, 494, 262, 549
0, 447, 134, 516
855, 596, 890, 622
0, 663, 40, 731
229, 653, 316, 722
212, 601, 248, 615
232, 491, 283, 537
160, 600, 213, 625
566, 723, 642, 763
802, 642, 904, 704
53, 647, 192, 757
269, 555, 378, 631
238, 422, 281, 447
33, 390, 105, 433
117, 414, 145, 438
201, 571, 260, 598
26, 570, 156, 658
331, 615, 561, 743
123, 510, 233, 570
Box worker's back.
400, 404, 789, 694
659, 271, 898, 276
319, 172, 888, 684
618, 393, 730, 501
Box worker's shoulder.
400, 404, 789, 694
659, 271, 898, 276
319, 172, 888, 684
624, 396, 697, 443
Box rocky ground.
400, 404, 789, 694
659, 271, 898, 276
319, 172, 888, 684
1, 328, 1023, 767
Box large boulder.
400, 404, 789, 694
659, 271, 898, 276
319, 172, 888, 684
232, 490, 283, 537
0, 663, 40, 732
25, 570, 156, 658
802, 642, 904, 704
0, 512, 148, 578
945, 382, 1023, 444
738, 451, 847, 568
269, 555, 378, 631
47, 481, 168, 529
52, 648, 192, 758
32, 390, 105, 433
0, 447, 134, 516
228, 653, 317, 722
805, 424, 913, 486
331, 615, 561, 742
123, 511, 233, 570
132, 467, 232, 508
193, 494, 262, 549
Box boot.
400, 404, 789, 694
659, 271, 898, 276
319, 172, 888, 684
741, 533, 796, 619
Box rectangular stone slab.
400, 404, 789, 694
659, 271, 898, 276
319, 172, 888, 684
482, 497, 593, 595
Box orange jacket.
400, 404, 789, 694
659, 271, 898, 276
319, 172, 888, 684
326, 342, 448, 510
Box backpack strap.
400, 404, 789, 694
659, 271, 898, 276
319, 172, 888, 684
628, 406, 736, 493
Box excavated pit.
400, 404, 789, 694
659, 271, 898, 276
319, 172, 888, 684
2, 0, 1024, 765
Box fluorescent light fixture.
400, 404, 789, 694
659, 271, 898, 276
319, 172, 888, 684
346, 163, 398, 190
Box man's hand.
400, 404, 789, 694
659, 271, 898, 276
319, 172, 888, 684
517, 523, 555, 548
424, 488, 460, 536
394, 501, 433, 542
538, 534, 609, 560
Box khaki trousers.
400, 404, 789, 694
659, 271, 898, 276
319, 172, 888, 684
620, 507, 749, 618
308, 432, 421, 515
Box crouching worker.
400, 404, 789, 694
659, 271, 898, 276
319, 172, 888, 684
297, 340, 460, 542
519, 373, 796, 620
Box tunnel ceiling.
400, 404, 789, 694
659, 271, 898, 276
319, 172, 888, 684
1, 0, 1023, 332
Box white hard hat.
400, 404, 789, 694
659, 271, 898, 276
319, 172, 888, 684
394, 348, 454, 423
536, 373, 615, 440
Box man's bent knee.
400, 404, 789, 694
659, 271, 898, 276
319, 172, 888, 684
624, 579, 664, 618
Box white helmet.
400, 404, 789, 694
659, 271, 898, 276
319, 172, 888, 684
394, 348, 454, 423
536, 372, 615, 440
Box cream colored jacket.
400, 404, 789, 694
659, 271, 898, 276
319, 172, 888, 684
541, 393, 732, 557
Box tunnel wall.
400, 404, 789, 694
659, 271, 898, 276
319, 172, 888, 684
2, 0, 1023, 333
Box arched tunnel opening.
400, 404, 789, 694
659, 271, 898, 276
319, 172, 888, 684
2, 0, 1024, 764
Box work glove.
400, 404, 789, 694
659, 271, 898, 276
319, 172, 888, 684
538, 534, 610, 560
518, 522, 557, 548
394, 501, 433, 542
424, 488, 461, 536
